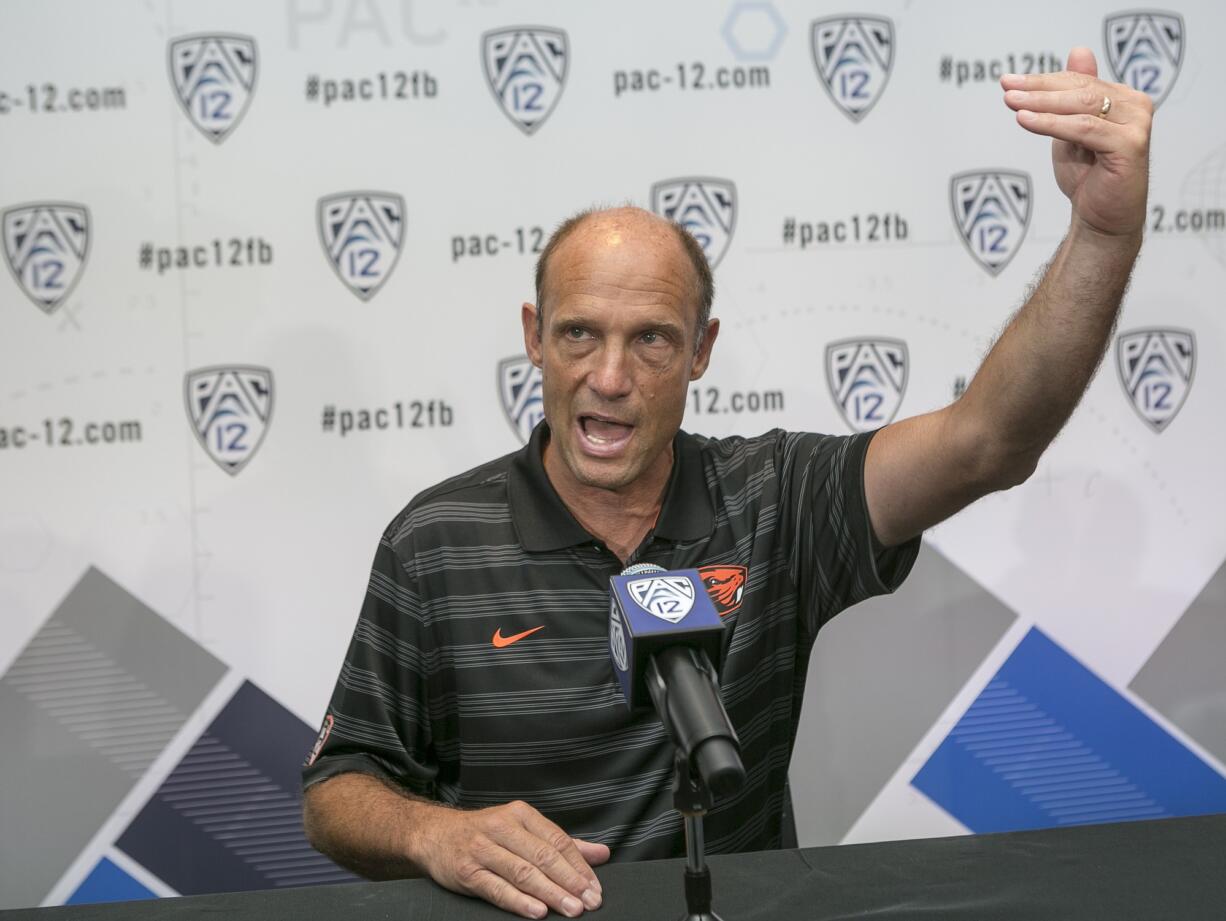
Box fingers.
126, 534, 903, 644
995, 44, 1151, 238
505, 818, 602, 907
573, 838, 612, 867
518, 809, 604, 892
1003, 87, 1119, 119
1004, 82, 1152, 155
443, 799, 605, 921
1000, 69, 1097, 93
467, 865, 551, 920
998, 60, 1153, 154
1065, 45, 1098, 78
1000, 46, 1105, 92
1000, 65, 1152, 121
1013, 109, 1118, 153
475, 842, 592, 919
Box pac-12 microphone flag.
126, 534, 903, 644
608, 565, 724, 710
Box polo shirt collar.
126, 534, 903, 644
508, 422, 715, 552
653, 426, 714, 542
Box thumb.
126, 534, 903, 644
1066, 46, 1098, 78
573, 838, 612, 866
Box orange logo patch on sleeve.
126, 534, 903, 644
306, 713, 333, 766
698, 565, 747, 617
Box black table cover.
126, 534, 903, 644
6, 813, 1223, 920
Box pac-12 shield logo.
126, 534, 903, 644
628, 576, 696, 624
651, 178, 737, 268
826, 338, 908, 432
498, 356, 544, 444
609, 604, 629, 672
482, 27, 568, 135
185, 366, 274, 475
699, 565, 747, 617
169, 34, 257, 143
951, 170, 1032, 276
810, 16, 894, 122
1104, 12, 1184, 109
1116, 328, 1195, 432
318, 192, 405, 301
2, 202, 90, 314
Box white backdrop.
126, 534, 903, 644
2, 0, 1224, 908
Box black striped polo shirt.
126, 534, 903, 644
303, 423, 919, 860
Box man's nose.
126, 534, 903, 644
586, 343, 633, 400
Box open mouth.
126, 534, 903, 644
578, 414, 635, 456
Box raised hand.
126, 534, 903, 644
1002, 47, 1152, 238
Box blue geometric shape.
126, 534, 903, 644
116, 680, 357, 895
67, 857, 156, 905
913, 627, 1226, 833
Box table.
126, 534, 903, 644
6, 813, 1224, 920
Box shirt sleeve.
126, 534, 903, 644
301, 528, 437, 796
775, 428, 920, 639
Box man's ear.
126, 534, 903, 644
689, 317, 720, 380
522, 302, 543, 367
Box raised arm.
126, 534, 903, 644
864, 47, 1152, 547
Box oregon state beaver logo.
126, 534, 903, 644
699, 565, 747, 617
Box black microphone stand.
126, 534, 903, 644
671, 751, 724, 921
644, 646, 742, 921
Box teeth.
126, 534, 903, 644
581, 417, 629, 445
583, 427, 616, 444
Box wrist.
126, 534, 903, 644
1068, 212, 1144, 253
395, 793, 450, 876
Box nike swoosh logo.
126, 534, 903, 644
491, 626, 545, 648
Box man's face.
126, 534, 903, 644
522, 213, 718, 496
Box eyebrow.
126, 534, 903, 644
550, 314, 687, 341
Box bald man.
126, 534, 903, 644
303, 49, 1152, 919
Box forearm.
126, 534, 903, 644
303, 771, 446, 880
862, 52, 1153, 546
958, 219, 1142, 477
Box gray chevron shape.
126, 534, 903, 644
1129, 558, 1226, 770
0, 568, 225, 909
790, 543, 1017, 845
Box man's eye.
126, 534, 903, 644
640, 331, 660, 344
565, 326, 587, 339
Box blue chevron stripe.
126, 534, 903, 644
913, 627, 1226, 833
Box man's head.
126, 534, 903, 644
521, 206, 720, 496
534, 208, 715, 350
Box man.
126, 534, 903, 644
303, 49, 1151, 919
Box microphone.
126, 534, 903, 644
609, 564, 744, 796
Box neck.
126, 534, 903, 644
543, 440, 673, 564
